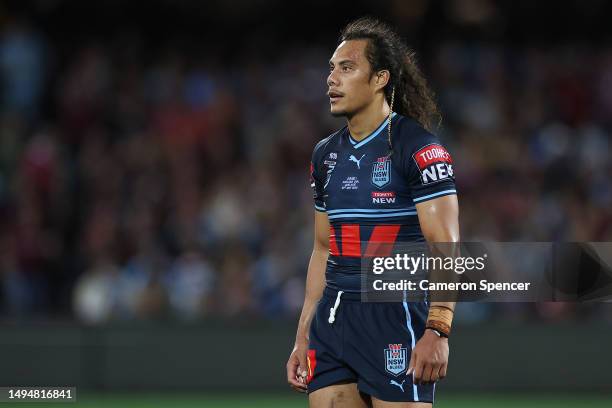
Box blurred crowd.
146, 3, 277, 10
1, 15, 611, 324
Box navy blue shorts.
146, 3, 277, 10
307, 287, 434, 403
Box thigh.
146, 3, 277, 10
309, 381, 371, 408
371, 397, 431, 408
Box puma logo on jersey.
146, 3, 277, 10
389, 379, 405, 392
349, 154, 366, 169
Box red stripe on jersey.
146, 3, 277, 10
329, 226, 340, 256
341, 224, 361, 257
364, 225, 401, 257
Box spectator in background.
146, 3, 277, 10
0, 17, 46, 120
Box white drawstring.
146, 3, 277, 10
328, 291, 344, 324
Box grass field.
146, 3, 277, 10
4, 393, 612, 407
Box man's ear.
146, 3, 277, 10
375, 70, 390, 91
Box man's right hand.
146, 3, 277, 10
286, 338, 309, 393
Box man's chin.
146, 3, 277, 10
330, 108, 348, 118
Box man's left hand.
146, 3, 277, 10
407, 329, 449, 385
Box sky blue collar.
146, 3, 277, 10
348, 112, 398, 149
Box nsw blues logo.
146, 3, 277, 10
372, 156, 391, 188
384, 343, 407, 376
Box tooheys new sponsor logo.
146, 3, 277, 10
372, 191, 396, 204
412, 143, 454, 184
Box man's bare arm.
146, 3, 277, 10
409, 194, 460, 385
418, 194, 460, 314
287, 211, 329, 392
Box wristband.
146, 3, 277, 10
426, 327, 449, 338
426, 305, 454, 337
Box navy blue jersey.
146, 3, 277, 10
310, 113, 457, 292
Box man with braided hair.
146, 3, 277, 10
287, 17, 459, 407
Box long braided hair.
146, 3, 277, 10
340, 17, 441, 154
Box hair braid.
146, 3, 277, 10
387, 86, 395, 153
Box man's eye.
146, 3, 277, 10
342, 66, 352, 72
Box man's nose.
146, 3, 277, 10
327, 70, 338, 87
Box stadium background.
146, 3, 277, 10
0, 0, 611, 406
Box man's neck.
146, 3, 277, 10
347, 99, 391, 141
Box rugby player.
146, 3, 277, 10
287, 17, 459, 407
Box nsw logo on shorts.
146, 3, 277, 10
384, 343, 407, 376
